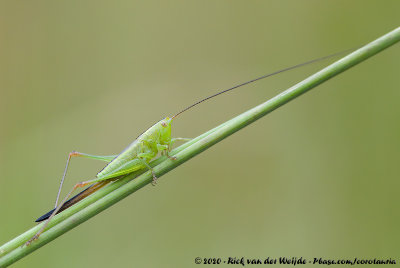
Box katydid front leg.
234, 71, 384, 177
170, 138, 191, 145
163, 137, 191, 160
157, 144, 176, 160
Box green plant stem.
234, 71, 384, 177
1, 26, 399, 267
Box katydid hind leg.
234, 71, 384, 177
33, 158, 145, 228
55, 151, 118, 209
35, 180, 112, 222
28, 155, 152, 245
26, 181, 92, 246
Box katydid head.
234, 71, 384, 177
159, 117, 173, 141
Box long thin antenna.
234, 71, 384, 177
172, 48, 354, 119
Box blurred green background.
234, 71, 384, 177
1, 1, 399, 267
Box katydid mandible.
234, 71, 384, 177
26, 48, 351, 246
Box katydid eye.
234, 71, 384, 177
161, 122, 167, 127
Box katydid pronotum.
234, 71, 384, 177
26, 49, 351, 246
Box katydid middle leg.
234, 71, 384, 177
137, 152, 158, 185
